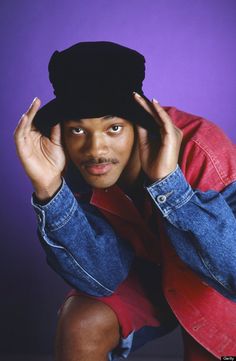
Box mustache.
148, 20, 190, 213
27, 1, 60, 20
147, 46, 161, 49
80, 157, 119, 167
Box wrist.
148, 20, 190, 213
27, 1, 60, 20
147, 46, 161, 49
33, 177, 62, 201
147, 165, 179, 184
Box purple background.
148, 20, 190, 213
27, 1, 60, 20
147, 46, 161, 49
1, 0, 236, 356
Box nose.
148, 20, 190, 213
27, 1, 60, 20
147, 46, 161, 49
84, 133, 109, 158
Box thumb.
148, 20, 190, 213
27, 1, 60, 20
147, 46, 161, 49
50, 123, 62, 146
136, 125, 149, 148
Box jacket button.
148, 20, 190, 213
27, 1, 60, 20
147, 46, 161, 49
156, 195, 167, 203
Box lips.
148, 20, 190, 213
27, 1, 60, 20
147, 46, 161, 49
85, 163, 113, 175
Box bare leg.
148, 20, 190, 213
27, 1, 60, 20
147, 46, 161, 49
55, 295, 120, 361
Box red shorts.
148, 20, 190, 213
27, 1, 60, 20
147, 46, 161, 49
63, 261, 219, 360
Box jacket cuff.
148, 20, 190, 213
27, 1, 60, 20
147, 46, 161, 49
146, 165, 195, 216
31, 178, 77, 232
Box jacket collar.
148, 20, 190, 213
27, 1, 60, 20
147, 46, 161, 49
65, 162, 147, 224
90, 185, 144, 225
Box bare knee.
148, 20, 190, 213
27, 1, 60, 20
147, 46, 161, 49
55, 295, 120, 361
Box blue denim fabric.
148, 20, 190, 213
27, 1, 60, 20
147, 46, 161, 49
108, 323, 178, 360
32, 178, 134, 296
32, 165, 236, 300
146, 165, 236, 301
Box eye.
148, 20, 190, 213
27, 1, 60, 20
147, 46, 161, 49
108, 125, 123, 133
71, 127, 85, 135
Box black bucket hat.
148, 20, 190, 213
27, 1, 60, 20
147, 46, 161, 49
33, 41, 157, 136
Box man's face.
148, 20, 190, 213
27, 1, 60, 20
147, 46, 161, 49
63, 116, 140, 188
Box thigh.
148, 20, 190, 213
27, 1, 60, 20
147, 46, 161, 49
62, 260, 178, 360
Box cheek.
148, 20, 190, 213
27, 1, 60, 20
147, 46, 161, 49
121, 133, 133, 145
64, 138, 82, 161
116, 131, 134, 157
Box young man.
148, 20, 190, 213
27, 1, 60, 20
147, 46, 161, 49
14, 42, 236, 361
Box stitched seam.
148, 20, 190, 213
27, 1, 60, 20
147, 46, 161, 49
161, 189, 195, 216
40, 231, 65, 248
47, 198, 77, 232
192, 138, 228, 185
197, 250, 235, 294
43, 233, 114, 293
63, 247, 114, 293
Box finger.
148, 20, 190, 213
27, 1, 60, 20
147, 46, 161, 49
133, 92, 153, 114
50, 123, 62, 146
25, 97, 41, 130
26, 97, 41, 117
15, 98, 41, 136
151, 99, 174, 129
152, 99, 183, 142
22, 97, 41, 133
133, 92, 161, 126
136, 125, 149, 148
14, 113, 29, 140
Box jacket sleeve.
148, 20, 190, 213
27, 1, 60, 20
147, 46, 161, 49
146, 165, 236, 301
32, 178, 134, 297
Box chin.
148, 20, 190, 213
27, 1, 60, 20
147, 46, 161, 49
81, 173, 119, 189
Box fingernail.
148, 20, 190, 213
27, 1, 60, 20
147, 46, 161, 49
152, 98, 159, 104
31, 97, 38, 106
133, 92, 141, 98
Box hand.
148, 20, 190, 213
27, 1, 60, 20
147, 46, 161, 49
134, 93, 183, 182
14, 98, 66, 200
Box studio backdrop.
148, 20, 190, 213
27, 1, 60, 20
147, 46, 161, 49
1, 0, 236, 357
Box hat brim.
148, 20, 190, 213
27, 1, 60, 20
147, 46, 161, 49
33, 96, 160, 137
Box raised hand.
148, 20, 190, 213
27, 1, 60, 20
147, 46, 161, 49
14, 98, 66, 200
134, 93, 183, 182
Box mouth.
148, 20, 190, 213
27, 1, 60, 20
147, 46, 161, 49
84, 163, 114, 176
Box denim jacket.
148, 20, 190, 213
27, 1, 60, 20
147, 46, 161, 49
31, 107, 236, 301
32, 165, 236, 300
